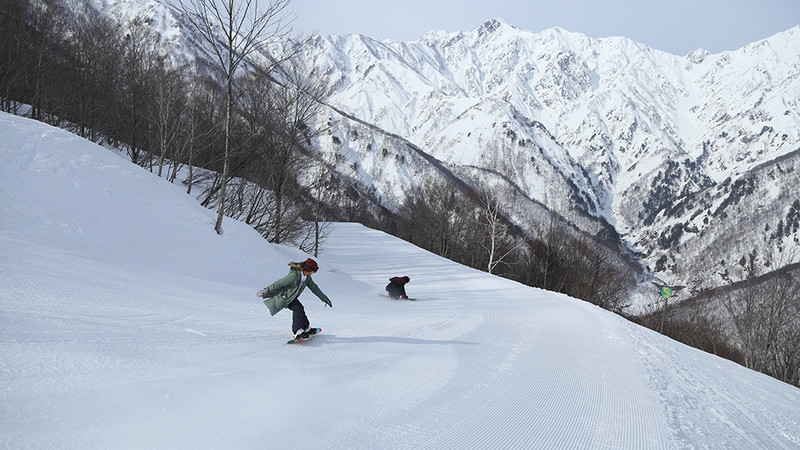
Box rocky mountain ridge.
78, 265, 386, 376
298, 19, 800, 291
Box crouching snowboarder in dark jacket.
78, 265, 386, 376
257, 258, 332, 339
386, 276, 410, 299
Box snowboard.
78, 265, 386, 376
287, 327, 321, 344
380, 293, 416, 301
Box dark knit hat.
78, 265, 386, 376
303, 258, 319, 272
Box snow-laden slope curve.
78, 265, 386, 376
1, 112, 799, 448
318, 225, 799, 449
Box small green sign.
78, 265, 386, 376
660, 286, 673, 299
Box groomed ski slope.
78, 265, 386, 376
1, 111, 800, 449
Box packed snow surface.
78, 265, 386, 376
2, 111, 800, 448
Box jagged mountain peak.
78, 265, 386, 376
478, 17, 515, 33
685, 48, 710, 64
296, 21, 800, 291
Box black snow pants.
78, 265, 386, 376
287, 299, 310, 334
386, 281, 406, 299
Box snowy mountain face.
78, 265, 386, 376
310, 22, 800, 289
90, 1, 800, 292
299, 20, 800, 290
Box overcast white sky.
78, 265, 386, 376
289, 0, 799, 55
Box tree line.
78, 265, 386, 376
382, 178, 638, 311
1, 0, 334, 251
631, 257, 800, 387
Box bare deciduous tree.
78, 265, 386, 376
251, 60, 330, 243
118, 17, 162, 166
532, 210, 570, 292
400, 179, 474, 261
182, 68, 223, 193
60, 0, 124, 140
172, 0, 293, 234
145, 65, 186, 177
717, 251, 800, 385
720, 272, 800, 377
477, 187, 521, 275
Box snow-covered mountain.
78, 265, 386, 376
4, 111, 800, 448
87, 0, 800, 292
299, 19, 800, 291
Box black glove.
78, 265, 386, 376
323, 298, 332, 308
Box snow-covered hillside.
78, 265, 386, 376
2, 114, 800, 448
306, 20, 800, 221
299, 20, 800, 292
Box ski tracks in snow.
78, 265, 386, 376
324, 295, 674, 449
628, 317, 800, 449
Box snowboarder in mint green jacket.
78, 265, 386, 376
257, 258, 332, 339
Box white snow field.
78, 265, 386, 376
2, 111, 799, 449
